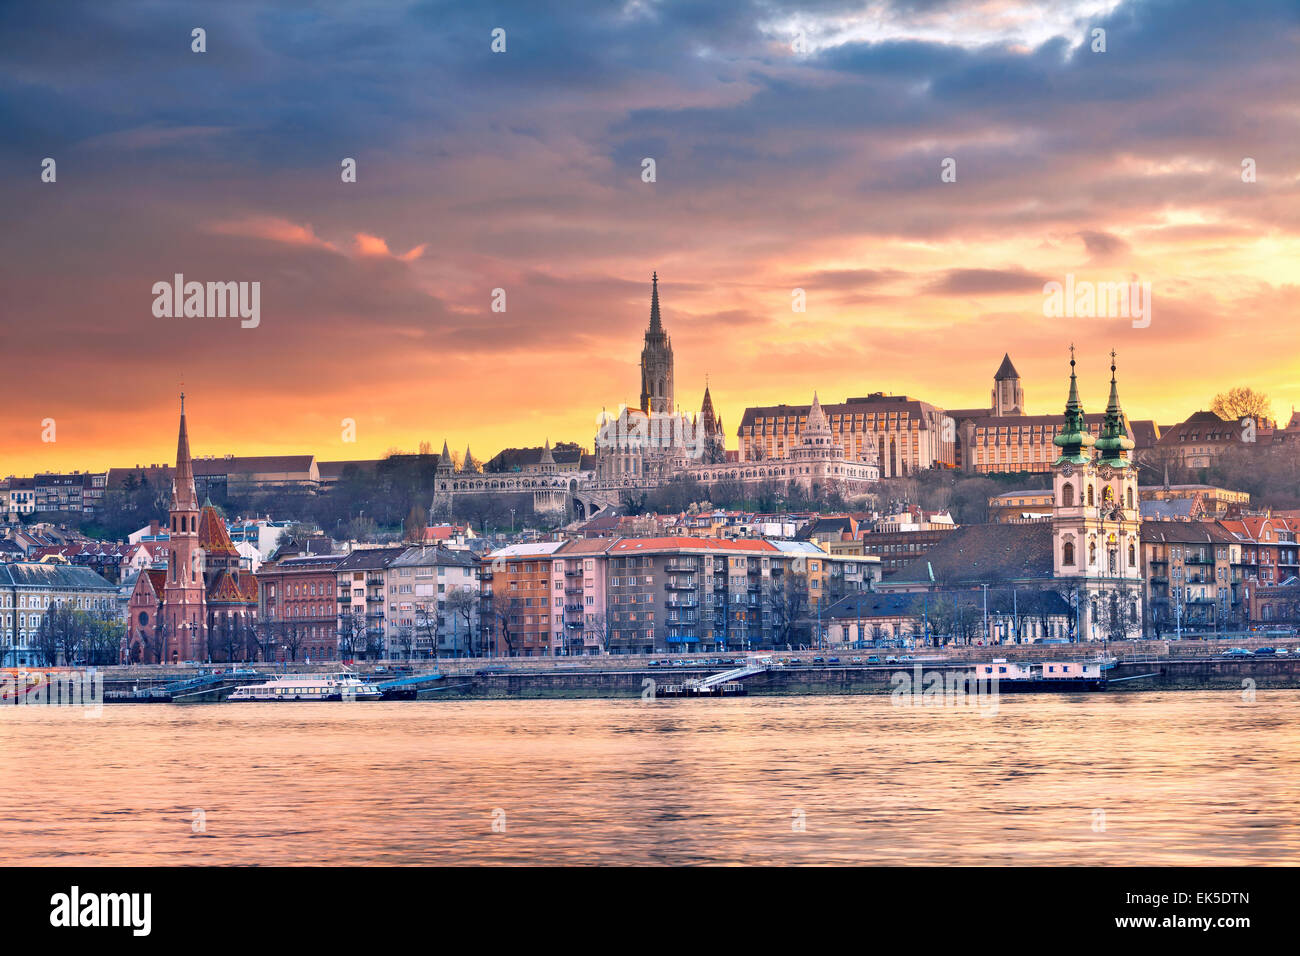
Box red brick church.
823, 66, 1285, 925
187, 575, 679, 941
125, 397, 258, 663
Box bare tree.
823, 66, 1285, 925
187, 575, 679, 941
282, 620, 305, 662
445, 586, 478, 658
413, 601, 440, 659
404, 505, 428, 543
1211, 387, 1273, 423
491, 596, 524, 657
364, 626, 386, 661
767, 573, 810, 649
392, 622, 415, 661
337, 611, 365, 661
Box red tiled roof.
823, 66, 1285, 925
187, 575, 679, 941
145, 569, 167, 596
197, 506, 239, 555
607, 536, 780, 554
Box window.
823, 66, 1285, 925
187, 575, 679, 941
1061, 483, 1074, 507
1062, 540, 1075, 566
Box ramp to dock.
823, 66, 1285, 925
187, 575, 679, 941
693, 663, 767, 689
374, 671, 444, 690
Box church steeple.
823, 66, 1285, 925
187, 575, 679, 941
1053, 346, 1096, 464
172, 393, 198, 511
640, 272, 674, 414
1094, 350, 1135, 468
648, 271, 663, 336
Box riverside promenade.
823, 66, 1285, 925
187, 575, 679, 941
81, 635, 1300, 701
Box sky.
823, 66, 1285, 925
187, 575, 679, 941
1, 0, 1298, 476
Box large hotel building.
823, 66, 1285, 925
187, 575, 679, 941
738, 354, 1137, 477
738, 393, 954, 477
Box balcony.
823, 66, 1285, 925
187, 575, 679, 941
665, 599, 697, 609
365, 576, 384, 586
665, 579, 696, 590
664, 562, 697, 573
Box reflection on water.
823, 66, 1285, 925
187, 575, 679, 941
2, 692, 1298, 865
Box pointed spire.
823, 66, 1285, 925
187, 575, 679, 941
805, 392, 830, 433
700, 384, 721, 437
172, 393, 198, 512
540, 438, 555, 465
462, 444, 475, 473
1095, 349, 1135, 468
1053, 345, 1096, 465
648, 272, 662, 335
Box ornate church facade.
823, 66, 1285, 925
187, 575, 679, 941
1050, 351, 1143, 639
125, 399, 258, 663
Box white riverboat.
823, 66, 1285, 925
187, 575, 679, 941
227, 672, 382, 702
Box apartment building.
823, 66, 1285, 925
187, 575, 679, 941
333, 546, 409, 658
1216, 516, 1299, 587
1, 562, 119, 666
258, 553, 346, 660
551, 538, 614, 656
479, 542, 564, 657
1139, 522, 1242, 636
386, 546, 480, 658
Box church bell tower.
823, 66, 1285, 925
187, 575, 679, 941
639, 273, 674, 415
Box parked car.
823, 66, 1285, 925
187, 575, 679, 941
672, 660, 687, 667
732, 658, 747, 665
1225, 647, 1253, 656
828, 657, 840, 664
867, 655, 880, 664
787, 658, 803, 665
1254, 647, 1277, 656
1275, 648, 1290, 655
647, 659, 660, 666
884, 656, 899, 664
812, 657, 825, 664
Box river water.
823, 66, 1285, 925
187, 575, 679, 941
3, 691, 1298, 865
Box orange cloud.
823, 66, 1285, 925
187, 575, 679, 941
208, 216, 338, 252
355, 233, 426, 261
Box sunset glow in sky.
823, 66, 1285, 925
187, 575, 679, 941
2, 0, 1298, 476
